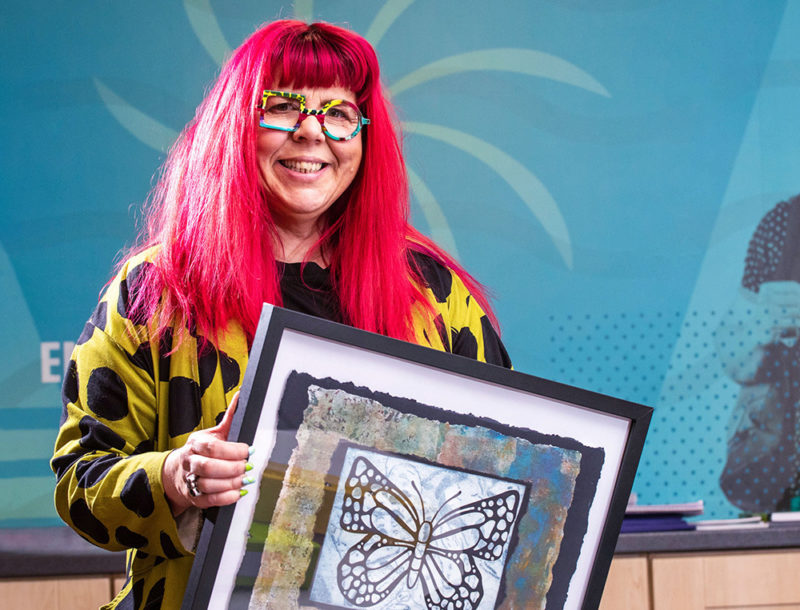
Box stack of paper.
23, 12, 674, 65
694, 516, 767, 531
771, 511, 800, 525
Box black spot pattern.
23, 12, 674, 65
76, 302, 108, 345
127, 342, 154, 379
219, 351, 241, 392
451, 326, 478, 360
132, 438, 155, 455
69, 498, 109, 544
411, 251, 452, 303
62, 359, 79, 405
433, 314, 450, 352
143, 577, 166, 610
116, 526, 148, 549
92, 300, 109, 331
160, 531, 183, 559
78, 415, 126, 451
198, 345, 218, 395
76, 321, 95, 346
215, 410, 226, 426
75, 454, 122, 488
52, 451, 90, 481
481, 315, 512, 368
87, 366, 129, 421
117, 262, 154, 325
120, 469, 155, 518
158, 329, 174, 380
168, 377, 202, 437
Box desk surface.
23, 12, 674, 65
2, 523, 800, 578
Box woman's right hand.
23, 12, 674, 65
162, 392, 252, 516
760, 281, 800, 345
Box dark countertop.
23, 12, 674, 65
2, 523, 800, 578
615, 522, 800, 554
0, 527, 126, 578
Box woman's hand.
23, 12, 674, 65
162, 392, 252, 516
760, 281, 800, 345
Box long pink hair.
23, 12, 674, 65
131, 19, 497, 344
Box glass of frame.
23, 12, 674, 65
181, 305, 652, 610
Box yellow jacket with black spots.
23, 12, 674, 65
51, 247, 510, 610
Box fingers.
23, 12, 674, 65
213, 391, 239, 438
181, 450, 250, 479
184, 391, 249, 461
186, 435, 250, 461
164, 392, 255, 515
192, 473, 252, 496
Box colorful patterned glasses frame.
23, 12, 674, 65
256, 90, 370, 141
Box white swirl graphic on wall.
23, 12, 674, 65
93, 0, 612, 267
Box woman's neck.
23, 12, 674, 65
273, 222, 328, 266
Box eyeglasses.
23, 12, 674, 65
255, 90, 370, 141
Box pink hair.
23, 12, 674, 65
130, 20, 497, 344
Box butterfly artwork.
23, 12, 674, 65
310, 448, 527, 610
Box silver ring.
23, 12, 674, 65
185, 472, 202, 497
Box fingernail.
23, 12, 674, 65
245, 462, 253, 472
240, 489, 248, 497
242, 476, 256, 486
248, 446, 255, 456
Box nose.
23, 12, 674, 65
292, 112, 325, 141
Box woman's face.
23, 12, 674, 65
256, 86, 363, 232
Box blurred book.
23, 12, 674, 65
694, 516, 767, 531
621, 514, 694, 533
621, 498, 703, 533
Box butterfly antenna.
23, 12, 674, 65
411, 480, 425, 523
431, 489, 462, 527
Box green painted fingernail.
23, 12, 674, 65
242, 476, 256, 486
248, 446, 255, 456
245, 462, 253, 472
240, 489, 248, 497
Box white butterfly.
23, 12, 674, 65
336, 456, 521, 610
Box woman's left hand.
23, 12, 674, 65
162, 392, 251, 516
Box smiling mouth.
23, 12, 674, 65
280, 160, 327, 173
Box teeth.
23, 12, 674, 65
281, 160, 324, 173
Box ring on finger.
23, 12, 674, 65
185, 472, 202, 497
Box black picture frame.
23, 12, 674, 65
182, 305, 652, 610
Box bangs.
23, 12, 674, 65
267, 24, 373, 101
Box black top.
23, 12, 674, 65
277, 256, 512, 368
279, 261, 342, 322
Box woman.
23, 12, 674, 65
717, 193, 800, 513
52, 19, 510, 609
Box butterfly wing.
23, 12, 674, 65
339, 455, 422, 540
431, 489, 522, 561
336, 456, 422, 606
411, 489, 521, 609
419, 550, 483, 610
338, 533, 414, 607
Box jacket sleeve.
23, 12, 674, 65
411, 253, 512, 368
443, 271, 512, 368
51, 255, 192, 558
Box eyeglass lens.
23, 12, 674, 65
259, 95, 362, 140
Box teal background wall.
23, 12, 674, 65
2, 0, 799, 526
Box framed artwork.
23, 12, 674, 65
182, 306, 652, 610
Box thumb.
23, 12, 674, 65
212, 391, 240, 440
